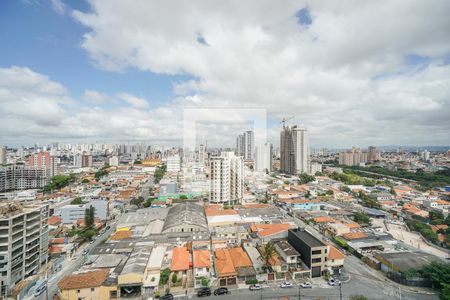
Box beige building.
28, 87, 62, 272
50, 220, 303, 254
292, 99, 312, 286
58, 269, 117, 300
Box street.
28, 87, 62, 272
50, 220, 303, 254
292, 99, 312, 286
25, 222, 117, 300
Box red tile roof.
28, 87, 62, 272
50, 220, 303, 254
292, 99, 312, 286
193, 249, 211, 268
171, 246, 190, 271
215, 249, 237, 277
57, 269, 109, 290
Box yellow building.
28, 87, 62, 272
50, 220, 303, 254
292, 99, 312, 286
58, 269, 117, 300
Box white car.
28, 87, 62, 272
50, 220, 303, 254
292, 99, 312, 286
328, 278, 341, 286
249, 284, 262, 291
280, 282, 293, 288
300, 282, 312, 288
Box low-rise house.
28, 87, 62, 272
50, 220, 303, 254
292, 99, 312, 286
193, 249, 212, 288
118, 248, 151, 298
327, 245, 345, 275
215, 248, 238, 286
243, 245, 265, 274
229, 247, 256, 283
143, 246, 166, 295
250, 223, 292, 242
58, 269, 117, 300
274, 240, 310, 281
170, 245, 192, 287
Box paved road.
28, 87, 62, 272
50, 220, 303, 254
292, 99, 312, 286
387, 223, 449, 259
25, 222, 117, 300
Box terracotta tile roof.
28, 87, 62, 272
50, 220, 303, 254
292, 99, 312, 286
328, 245, 345, 260
48, 216, 61, 225
229, 247, 252, 268
250, 223, 291, 237
110, 230, 132, 241
171, 246, 190, 271
344, 223, 361, 229
279, 199, 320, 204
431, 224, 448, 232
242, 203, 272, 209
436, 200, 450, 205
57, 269, 109, 290
313, 216, 335, 223
342, 232, 368, 240
204, 205, 238, 216
49, 238, 66, 244
48, 246, 63, 254
215, 249, 237, 277
193, 249, 211, 268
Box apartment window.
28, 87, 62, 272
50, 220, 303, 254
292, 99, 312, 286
312, 258, 321, 263
312, 250, 321, 255
77, 290, 81, 293
91, 288, 95, 292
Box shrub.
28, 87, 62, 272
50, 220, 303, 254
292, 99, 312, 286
245, 279, 258, 285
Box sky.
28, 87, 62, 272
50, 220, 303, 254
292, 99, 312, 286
0, 0, 449, 148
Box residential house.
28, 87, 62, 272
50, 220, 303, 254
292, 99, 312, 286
58, 269, 117, 300
193, 249, 212, 288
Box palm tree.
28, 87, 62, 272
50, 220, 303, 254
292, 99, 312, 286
263, 242, 276, 267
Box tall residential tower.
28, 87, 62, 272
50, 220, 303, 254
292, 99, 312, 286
280, 125, 309, 174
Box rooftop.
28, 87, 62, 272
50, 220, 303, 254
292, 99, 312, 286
57, 269, 109, 290
289, 229, 325, 248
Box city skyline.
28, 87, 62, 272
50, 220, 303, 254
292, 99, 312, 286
1, 1, 450, 147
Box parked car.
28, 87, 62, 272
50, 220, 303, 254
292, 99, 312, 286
34, 283, 47, 297
160, 293, 174, 300
300, 282, 312, 288
280, 281, 293, 288
214, 287, 229, 295
82, 249, 89, 255
197, 288, 211, 297
249, 284, 262, 291
328, 278, 341, 286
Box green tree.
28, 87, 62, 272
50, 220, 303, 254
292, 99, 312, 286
81, 178, 90, 184
420, 261, 450, 300
171, 273, 178, 284
179, 195, 188, 200
160, 268, 171, 285
84, 206, 95, 228
200, 277, 209, 287
353, 212, 370, 224
71, 197, 83, 205
350, 296, 368, 300
262, 242, 276, 267
299, 173, 315, 184
80, 229, 96, 240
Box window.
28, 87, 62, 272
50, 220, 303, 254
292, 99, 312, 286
312, 258, 321, 263
91, 288, 95, 292
312, 250, 321, 255
77, 290, 80, 293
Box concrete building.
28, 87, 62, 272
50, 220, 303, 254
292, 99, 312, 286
109, 156, 119, 167
54, 199, 109, 224
198, 144, 207, 166
0, 165, 48, 192
27, 151, 58, 177
236, 131, 254, 160
0, 146, 6, 165
288, 228, 328, 277
0, 203, 49, 295
367, 146, 380, 163
338, 148, 369, 166
73, 153, 93, 168
255, 143, 272, 173
166, 155, 181, 172
209, 152, 244, 204
280, 125, 309, 175
162, 202, 208, 233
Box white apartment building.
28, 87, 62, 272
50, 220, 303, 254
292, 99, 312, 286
109, 156, 120, 167
255, 143, 272, 173
54, 198, 109, 224
209, 152, 244, 204
166, 155, 181, 172
0, 203, 49, 296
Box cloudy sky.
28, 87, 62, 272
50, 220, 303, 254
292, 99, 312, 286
1, 0, 449, 148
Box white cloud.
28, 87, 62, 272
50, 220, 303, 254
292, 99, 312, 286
82, 89, 110, 104
50, 0, 66, 15
116, 92, 149, 109
69, 0, 450, 147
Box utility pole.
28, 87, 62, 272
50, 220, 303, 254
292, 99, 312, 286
339, 283, 343, 300
298, 285, 301, 300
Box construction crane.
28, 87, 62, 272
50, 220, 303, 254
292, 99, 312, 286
280, 116, 294, 128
